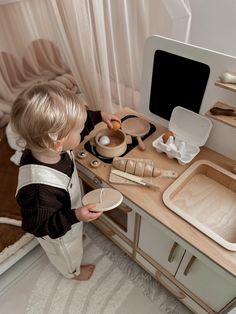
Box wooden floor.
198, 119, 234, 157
0, 128, 25, 251
0, 128, 20, 218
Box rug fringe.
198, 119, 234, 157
0, 233, 34, 263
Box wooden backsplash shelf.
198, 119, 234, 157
215, 80, 236, 92
206, 79, 236, 128
206, 101, 236, 128
205, 101, 236, 128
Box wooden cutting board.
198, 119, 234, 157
109, 157, 154, 185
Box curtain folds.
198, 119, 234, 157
0, 0, 191, 119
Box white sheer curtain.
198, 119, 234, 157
0, 0, 191, 127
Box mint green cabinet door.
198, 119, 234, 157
138, 217, 185, 275
175, 251, 236, 312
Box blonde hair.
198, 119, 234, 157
11, 83, 87, 152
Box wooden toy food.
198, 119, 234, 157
111, 120, 121, 130
162, 130, 174, 143
99, 135, 110, 145
112, 157, 178, 178
113, 157, 158, 176
210, 107, 236, 116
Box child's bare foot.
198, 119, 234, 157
73, 264, 95, 281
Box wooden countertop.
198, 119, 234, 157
75, 107, 236, 278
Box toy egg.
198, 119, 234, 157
162, 130, 174, 144
111, 120, 121, 130
99, 135, 110, 146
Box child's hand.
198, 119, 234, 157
75, 204, 102, 222
101, 111, 121, 129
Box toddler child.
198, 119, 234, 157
11, 83, 121, 280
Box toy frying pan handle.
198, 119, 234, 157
137, 136, 145, 151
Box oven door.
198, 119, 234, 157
77, 165, 135, 242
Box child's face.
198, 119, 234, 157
62, 118, 85, 151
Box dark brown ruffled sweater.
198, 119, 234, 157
16, 110, 102, 239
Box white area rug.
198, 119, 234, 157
26, 224, 191, 314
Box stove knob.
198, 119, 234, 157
90, 159, 101, 168
78, 150, 88, 159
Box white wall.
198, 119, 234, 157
188, 0, 236, 57
186, 1, 236, 160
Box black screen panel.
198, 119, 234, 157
149, 50, 210, 120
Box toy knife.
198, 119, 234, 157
112, 169, 160, 189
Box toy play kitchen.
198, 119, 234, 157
76, 36, 236, 313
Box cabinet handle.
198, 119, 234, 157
155, 270, 186, 300
93, 176, 102, 186
168, 242, 178, 263
183, 256, 196, 276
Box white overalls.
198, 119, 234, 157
16, 151, 83, 278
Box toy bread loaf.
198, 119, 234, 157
112, 157, 161, 177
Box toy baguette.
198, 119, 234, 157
112, 157, 178, 178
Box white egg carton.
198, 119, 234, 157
152, 134, 200, 165
152, 106, 212, 165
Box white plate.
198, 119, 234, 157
82, 188, 123, 212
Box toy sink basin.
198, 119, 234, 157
163, 160, 236, 251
